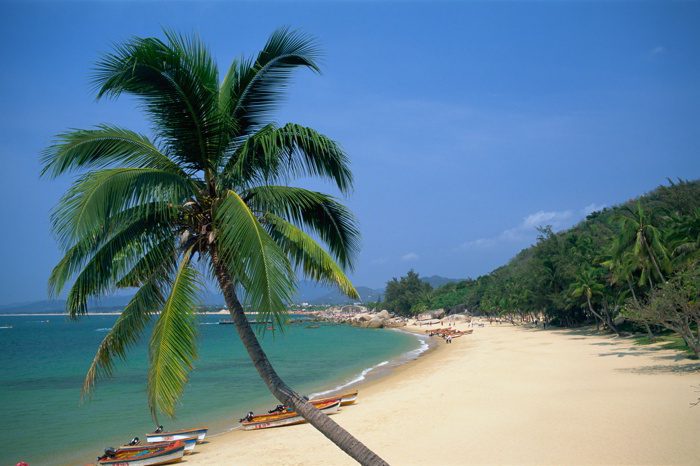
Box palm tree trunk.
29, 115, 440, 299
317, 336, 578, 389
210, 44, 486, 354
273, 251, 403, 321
626, 277, 654, 340
586, 295, 605, 332
211, 254, 389, 466
641, 234, 666, 283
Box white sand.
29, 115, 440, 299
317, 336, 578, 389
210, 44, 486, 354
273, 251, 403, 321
186, 322, 700, 465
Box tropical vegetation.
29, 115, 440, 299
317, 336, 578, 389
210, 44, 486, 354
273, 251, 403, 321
380, 180, 700, 357
42, 29, 387, 464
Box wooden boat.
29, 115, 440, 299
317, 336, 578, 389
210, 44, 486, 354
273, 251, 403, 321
146, 427, 208, 444
252, 391, 357, 421
241, 400, 341, 430
97, 440, 185, 465
310, 390, 359, 406
119, 437, 197, 455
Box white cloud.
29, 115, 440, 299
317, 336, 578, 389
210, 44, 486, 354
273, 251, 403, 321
458, 207, 589, 251
581, 203, 606, 216
401, 252, 419, 261
521, 210, 573, 229
650, 46, 666, 56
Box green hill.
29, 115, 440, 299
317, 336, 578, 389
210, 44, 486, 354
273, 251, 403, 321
427, 179, 700, 328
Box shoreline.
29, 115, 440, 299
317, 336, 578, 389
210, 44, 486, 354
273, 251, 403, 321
185, 320, 700, 465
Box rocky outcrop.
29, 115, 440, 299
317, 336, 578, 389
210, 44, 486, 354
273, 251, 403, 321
365, 317, 384, 328
376, 310, 391, 320
340, 304, 368, 313
442, 313, 470, 322
310, 308, 409, 329
416, 309, 445, 321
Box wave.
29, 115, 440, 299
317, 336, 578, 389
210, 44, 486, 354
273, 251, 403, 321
0, 325, 12, 329
95, 327, 112, 332
199, 322, 220, 326
307, 360, 390, 399
406, 334, 430, 359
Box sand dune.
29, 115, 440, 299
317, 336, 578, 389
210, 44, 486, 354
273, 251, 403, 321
186, 322, 700, 465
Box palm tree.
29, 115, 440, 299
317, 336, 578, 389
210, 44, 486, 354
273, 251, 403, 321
42, 30, 387, 465
666, 209, 700, 266
602, 248, 655, 339
570, 267, 619, 334
617, 203, 671, 286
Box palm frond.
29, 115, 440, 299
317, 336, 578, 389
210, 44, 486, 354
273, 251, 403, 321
242, 185, 359, 269
62, 224, 173, 318
83, 277, 166, 397
94, 32, 221, 170
223, 28, 320, 136
40, 125, 185, 178
221, 123, 352, 194
49, 202, 178, 297
117, 238, 177, 288
51, 168, 192, 248
265, 214, 358, 299
214, 190, 294, 326
148, 250, 200, 420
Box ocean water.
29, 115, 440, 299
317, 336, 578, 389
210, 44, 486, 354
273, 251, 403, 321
0, 314, 423, 465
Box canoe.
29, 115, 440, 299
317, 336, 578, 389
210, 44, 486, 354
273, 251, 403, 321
242, 400, 341, 430
146, 427, 208, 444
310, 390, 358, 406
97, 440, 185, 465
119, 437, 197, 455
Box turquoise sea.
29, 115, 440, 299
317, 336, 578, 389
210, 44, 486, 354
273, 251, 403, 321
0, 314, 424, 465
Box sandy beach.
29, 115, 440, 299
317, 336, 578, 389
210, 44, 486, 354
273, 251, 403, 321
185, 321, 700, 465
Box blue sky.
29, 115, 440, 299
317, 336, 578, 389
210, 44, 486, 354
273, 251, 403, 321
1, 1, 699, 304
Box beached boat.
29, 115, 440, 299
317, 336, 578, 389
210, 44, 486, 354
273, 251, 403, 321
119, 437, 197, 455
97, 440, 185, 465
241, 400, 341, 430
310, 390, 359, 406
145, 427, 208, 444
255, 391, 357, 420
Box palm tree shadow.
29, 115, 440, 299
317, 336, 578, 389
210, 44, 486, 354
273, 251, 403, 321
617, 363, 700, 375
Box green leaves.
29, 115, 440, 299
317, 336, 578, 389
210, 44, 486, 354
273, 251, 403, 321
51, 168, 191, 248
222, 123, 353, 194
215, 190, 295, 326
94, 31, 221, 170
41, 125, 183, 178
265, 214, 358, 300
148, 250, 201, 420
83, 278, 165, 397
221, 28, 320, 137
243, 186, 359, 269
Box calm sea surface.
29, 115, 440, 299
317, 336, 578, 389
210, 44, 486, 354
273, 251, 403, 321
0, 314, 421, 465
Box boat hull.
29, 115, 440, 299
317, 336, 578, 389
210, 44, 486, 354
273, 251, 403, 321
120, 437, 196, 454
146, 428, 207, 444
310, 390, 359, 406
242, 400, 340, 430
97, 442, 185, 466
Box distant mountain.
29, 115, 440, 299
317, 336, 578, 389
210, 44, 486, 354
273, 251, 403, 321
0, 276, 460, 313
0, 296, 131, 314
421, 275, 462, 288
304, 286, 383, 305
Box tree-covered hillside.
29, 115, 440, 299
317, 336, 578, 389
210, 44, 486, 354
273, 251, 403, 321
383, 180, 700, 355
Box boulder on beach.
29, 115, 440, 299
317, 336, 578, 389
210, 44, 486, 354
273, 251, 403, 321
444, 314, 469, 322
365, 317, 384, 328
417, 309, 445, 321
613, 316, 626, 326
341, 305, 368, 313
355, 313, 372, 322
376, 310, 391, 320
384, 318, 406, 328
